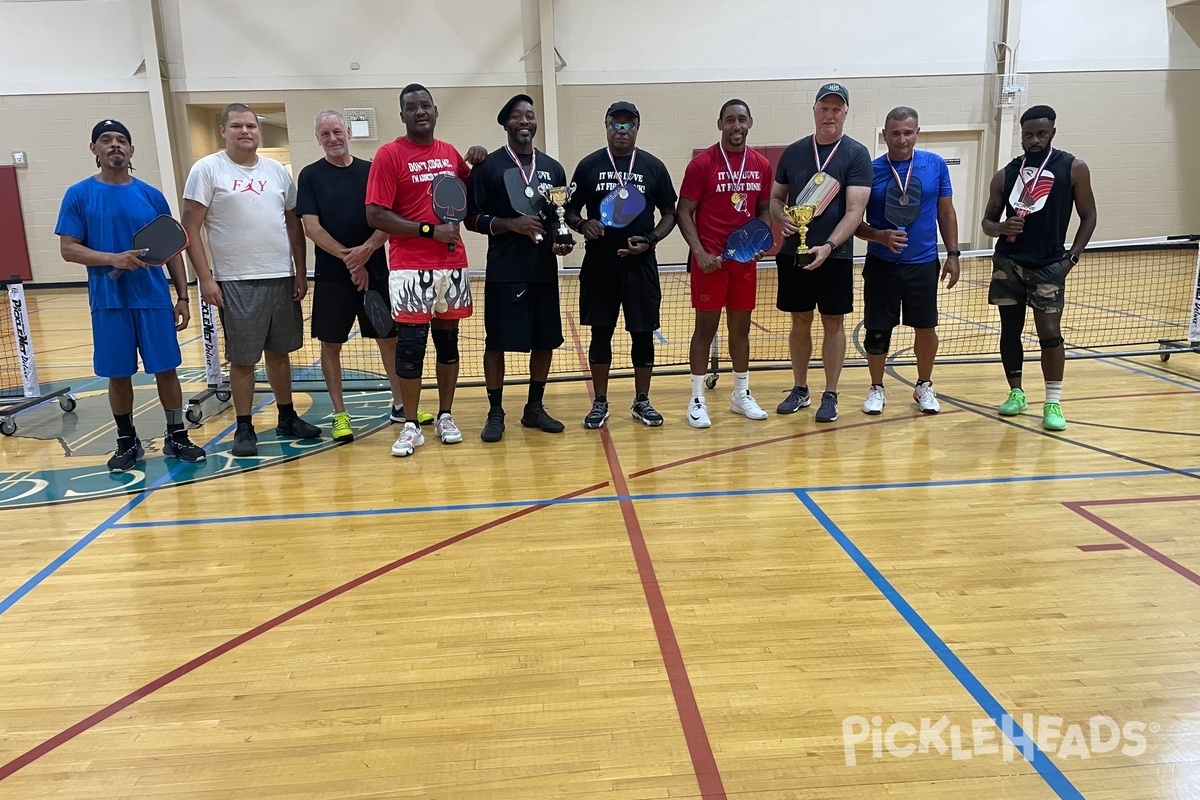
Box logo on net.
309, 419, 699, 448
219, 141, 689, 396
841, 714, 1153, 766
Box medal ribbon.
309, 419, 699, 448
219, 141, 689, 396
887, 153, 915, 199
504, 145, 537, 192
812, 136, 844, 175
605, 147, 638, 189
719, 144, 748, 194
1016, 146, 1054, 206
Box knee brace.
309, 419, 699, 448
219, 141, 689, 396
630, 331, 655, 368
998, 304, 1027, 378
589, 326, 615, 365
1040, 335, 1064, 350
864, 329, 893, 356
431, 326, 459, 365
394, 323, 429, 379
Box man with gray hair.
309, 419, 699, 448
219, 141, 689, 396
853, 106, 960, 415
183, 102, 322, 457
296, 109, 429, 443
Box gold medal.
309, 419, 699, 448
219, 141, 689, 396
898, 194, 910, 206
730, 191, 742, 207
814, 173, 825, 186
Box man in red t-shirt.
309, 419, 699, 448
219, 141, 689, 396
676, 99, 773, 428
366, 83, 483, 458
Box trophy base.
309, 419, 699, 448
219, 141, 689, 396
555, 232, 575, 247
793, 250, 815, 267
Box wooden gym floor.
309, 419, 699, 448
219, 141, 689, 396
1, 284, 1198, 799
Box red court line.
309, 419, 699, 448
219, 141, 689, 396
1070, 493, 1200, 508
629, 412, 955, 479
750, 319, 773, 334
566, 311, 728, 800
1063, 501, 1200, 588
1078, 543, 1130, 552
0, 481, 608, 783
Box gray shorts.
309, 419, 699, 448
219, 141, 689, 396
218, 277, 303, 365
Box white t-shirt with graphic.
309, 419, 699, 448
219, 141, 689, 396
183, 151, 297, 281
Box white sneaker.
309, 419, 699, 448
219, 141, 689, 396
390, 421, 425, 457
862, 384, 886, 415
686, 396, 711, 428
730, 389, 768, 420
435, 413, 463, 444
914, 381, 941, 414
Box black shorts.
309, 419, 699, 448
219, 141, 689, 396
484, 280, 564, 352
775, 254, 853, 316
988, 254, 1066, 313
579, 254, 661, 332
862, 254, 940, 330
311, 271, 393, 343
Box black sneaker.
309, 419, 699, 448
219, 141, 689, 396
231, 422, 258, 457
389, 404, 405, 424
164, 430, 206, 463
815, 391, 839, 423
583, 398, 610, 429
631, 394, 664, 427
777, 385, 811, 414
276, 415, 322, 439
480, 409, 506, 443
107, 436, 144, 472
520, 403, 565, 433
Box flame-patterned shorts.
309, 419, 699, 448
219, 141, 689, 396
388, 267, 474, 324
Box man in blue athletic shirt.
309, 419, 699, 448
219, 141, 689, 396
56, 119, 206, 472
854, 106, 961, 415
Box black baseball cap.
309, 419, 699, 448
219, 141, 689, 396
91, 119, 132, 144
497, 93, 535, 126
815, 82, 850, 104
605, 101, 640, 119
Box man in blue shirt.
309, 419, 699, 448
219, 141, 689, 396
56, 119, 205, 471
854, 107, 961, 415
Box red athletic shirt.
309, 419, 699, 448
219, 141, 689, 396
679, 143, 772, 262
365, 136, 471, 269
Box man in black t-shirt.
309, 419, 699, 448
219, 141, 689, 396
982, 104, 1097, 431
466, 94, 574, 443
297, 110, 426, 443
564, 101, 678, 429
770, 83, 872, 424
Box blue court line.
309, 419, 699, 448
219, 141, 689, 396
105, 465, 1197, 531
1091, 356, 1200, 391
653, 330, 667, 345
795, 490, 1085, 800
0, 395, 274, 618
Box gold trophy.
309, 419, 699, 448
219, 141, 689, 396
784, 204, 818, 265
539, 182, 577, 245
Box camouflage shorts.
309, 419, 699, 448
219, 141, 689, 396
987, 254, 1065, 313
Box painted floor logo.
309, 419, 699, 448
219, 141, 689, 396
0, 370, 396, 509
842, 714, 1154, 766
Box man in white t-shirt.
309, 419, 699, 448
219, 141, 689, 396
182, 103, 322, 457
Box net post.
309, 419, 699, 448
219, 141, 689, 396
1189, 246, 1200, 344
200, 298, 222, 388
6, 282, 40, 398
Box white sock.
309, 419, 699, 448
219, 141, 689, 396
691, 374, 706, 400
733, 371, 749, 394
1045, 381, 1063, 404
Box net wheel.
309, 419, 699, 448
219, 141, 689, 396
215, 389, 231, 402
59, 394, 77, 413
1160, 353, 1171, 362
185, 405, 204, 424
705, 374, 719, 389
1, 418, 16, 436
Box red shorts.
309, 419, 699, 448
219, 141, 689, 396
689, 256, 757, 312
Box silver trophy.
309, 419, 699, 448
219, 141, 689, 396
538, 182, 577, 245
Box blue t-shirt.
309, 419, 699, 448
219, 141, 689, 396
55, 176, 174, 311
864, 150, 952, 264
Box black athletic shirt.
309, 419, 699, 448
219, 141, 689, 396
466, 147, 566, 283
295, 157, 387, 283
994, 149, 1076, 267
774, 135, 872, 260
566, 147, 677, 264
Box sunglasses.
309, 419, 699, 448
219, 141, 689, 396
609, 121, 636, 131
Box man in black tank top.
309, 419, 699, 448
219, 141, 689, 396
981, 105, 1098, 431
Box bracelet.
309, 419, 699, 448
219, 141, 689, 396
176, 297, 189, 302
946, 250, 962, 257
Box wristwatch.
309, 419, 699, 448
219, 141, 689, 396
645, 232, 660, 247
1065, 253, 1080, 266
418, 223, 435, 239
946, 250, 962, 257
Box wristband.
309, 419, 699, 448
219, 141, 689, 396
176, 297, 189, 303
418, 223, 435, 239
946, 250, 961, 257
645, 232, 659, 247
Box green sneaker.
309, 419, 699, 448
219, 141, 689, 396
1042, 402, 1067, 431
331, 411, 354, 443
416, 407, 435, 426
998, 388, 1028, 416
